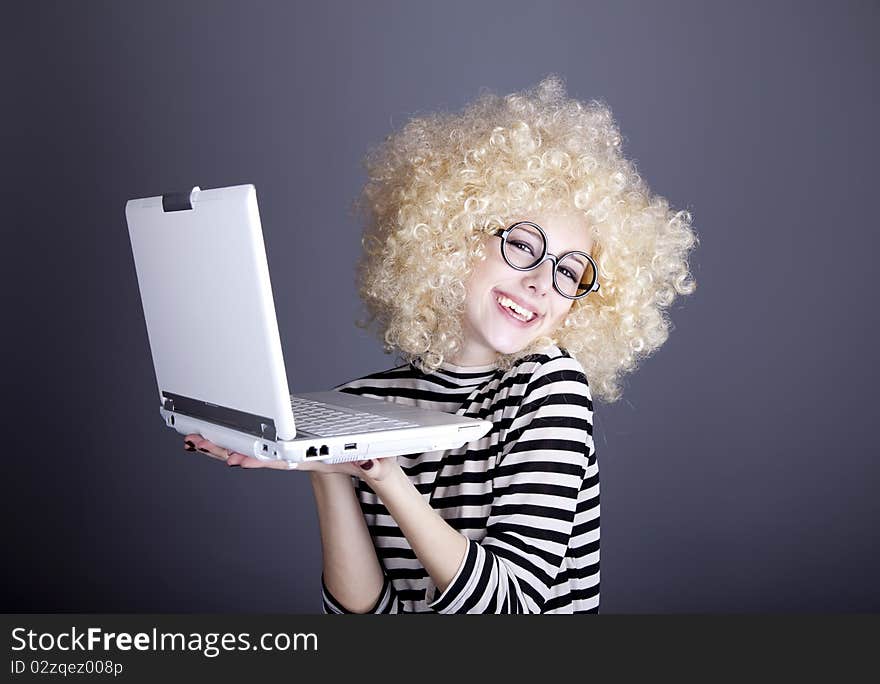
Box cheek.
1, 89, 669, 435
466, 260, 506, 300
545, 303, 573, 330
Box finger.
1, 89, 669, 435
225, 451, 248, 466
183, 434, 201, 452
353, 457, 398, 481
294, 459, 361, 477
221, 451, 296, 469
182, 436, 219, 456
237, 455, 294, 470
190, 437, 231, 463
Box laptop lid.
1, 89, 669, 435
126, 184, 297, 441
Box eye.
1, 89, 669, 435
558, 266, 580, 282
509, 240, 535, 255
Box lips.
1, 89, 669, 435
493, 289, 542, 327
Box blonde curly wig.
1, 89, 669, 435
354, 75, 698, 403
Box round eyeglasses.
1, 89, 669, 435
493, 221, 600, 300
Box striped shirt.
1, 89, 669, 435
321, 344, 600, 614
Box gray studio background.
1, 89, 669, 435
3, 1, 877, 613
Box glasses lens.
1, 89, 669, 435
556, 252, 596, 298
503, 224, 544, 268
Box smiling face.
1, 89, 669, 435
450, 211, 595, 366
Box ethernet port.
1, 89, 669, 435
306, 446, 318, 458
319, 445, 330, 456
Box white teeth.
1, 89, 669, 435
497, 295, 536, 322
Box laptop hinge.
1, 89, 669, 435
162, 391, 277, 441
162, 186, 201, 212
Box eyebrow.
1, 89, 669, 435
563, 253, 587, 269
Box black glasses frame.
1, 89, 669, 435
493, 221, 600, 300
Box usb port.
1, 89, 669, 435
344, 443, 357, 450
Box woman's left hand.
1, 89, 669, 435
292, 453, 400, 482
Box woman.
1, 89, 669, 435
186, 76, 698, 613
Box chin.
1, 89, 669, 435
487, 334, 537, 356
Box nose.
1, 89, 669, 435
520, 260, 554, 296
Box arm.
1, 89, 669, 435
369, 356, 593, 613
183, 434, 401, 614
368, 466, 470, 597
310, 472, 402, 614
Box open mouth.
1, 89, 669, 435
495, 292, 539, 325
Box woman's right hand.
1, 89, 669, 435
182, 434, 373, 478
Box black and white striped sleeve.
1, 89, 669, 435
321, 572, 402, 614
424, 354, 594, 614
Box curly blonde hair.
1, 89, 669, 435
353, 75, 698, 403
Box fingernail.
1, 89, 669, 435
184, 441, 195, 451
359, 460, 373, 470
198, 448, 211, 453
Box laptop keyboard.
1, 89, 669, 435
290, 396, 418, 437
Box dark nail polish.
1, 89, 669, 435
198, 448, 211, 453
359, 460, 373, 470
184, 441, 195, 451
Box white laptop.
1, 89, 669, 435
126, 183, 492, 464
